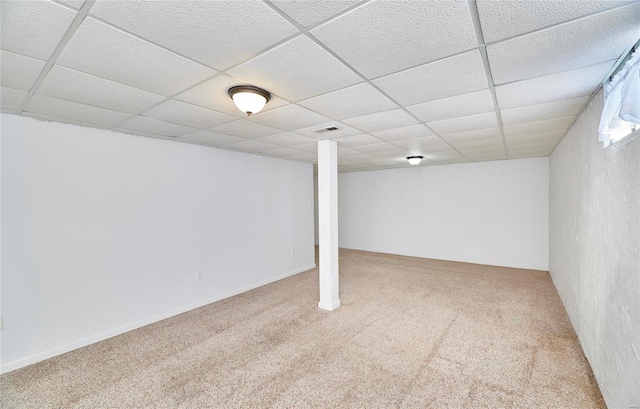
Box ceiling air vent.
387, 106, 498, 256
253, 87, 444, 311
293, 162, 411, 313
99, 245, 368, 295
313, 126, 340, 133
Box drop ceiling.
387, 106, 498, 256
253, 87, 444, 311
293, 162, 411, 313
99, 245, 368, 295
1, 0, 639, 172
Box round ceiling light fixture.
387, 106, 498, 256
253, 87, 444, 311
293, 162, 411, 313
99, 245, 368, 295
407, 156, 424, 166
228, 85, 271, 116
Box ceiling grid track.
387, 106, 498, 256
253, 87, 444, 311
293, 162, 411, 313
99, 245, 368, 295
262, 0, 471, 166
100, 0, 374, 137
17, 0, 96, 114
107, 30, 305, 131
4, 0, 638, 170
466, 0, 509, 160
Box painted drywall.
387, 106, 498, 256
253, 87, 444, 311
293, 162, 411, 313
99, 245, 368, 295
313, 173, 319, 245
0, 114, 315, 373
338, 157, 549, 270
549, 90, 640, 408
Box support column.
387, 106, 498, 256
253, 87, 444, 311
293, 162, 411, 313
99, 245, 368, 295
317, 139, 340, 311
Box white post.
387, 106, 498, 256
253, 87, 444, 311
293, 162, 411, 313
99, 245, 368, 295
317, 139, 340, 311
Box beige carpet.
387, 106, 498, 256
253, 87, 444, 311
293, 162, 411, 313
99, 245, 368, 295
0, 249, 605, 408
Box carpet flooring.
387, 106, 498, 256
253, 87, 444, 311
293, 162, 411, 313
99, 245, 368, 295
0, 249, 605, 408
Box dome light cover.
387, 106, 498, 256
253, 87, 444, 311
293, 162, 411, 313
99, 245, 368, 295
228, 85, 271, 116
407, 156, 424, 166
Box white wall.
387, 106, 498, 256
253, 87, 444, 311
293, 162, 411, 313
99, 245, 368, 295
313, 173, 319, 245
549, 90, 640, 408
338, 158, 549, 270
0, 114, 315, 373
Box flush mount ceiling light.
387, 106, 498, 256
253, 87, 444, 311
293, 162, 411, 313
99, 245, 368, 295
228, 85, 271, 116
407, 156, 424, 166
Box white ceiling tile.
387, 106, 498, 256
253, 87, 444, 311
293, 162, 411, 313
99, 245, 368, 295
227, 139, 282, 153
340, 153, 377, 162
393, 136, 451, 151
373, 51, 488, 106
90, 1, 297, 70
257, 132, 316, 146
294, 122, 361, 139
508, 151, 552, 159
117, 115, 198, 137
353, 156, 398, 167
24, 94, 131, 127
436, 158, 471, 164
506, 130, 564, 144
2, 0, 630, 170
459, 146, 506, 156
509, 140, 559, 151
290, 152, 318, 162
334, 134, 381, 147
371, 124, 435, 142
173, 75, 241, 118
249, 104, 332, 131
337, 159, 361, 167
407, 89, 495, 123
339, 163, 376, 171
0, 0, 77, 60
440, 127, 502, 143
369, 148, 413, 159
343, 109, 418, 133
210, 119, 282, 138
346, 154, 386, 163
0, 50, 46, 91
263, 147, 308, 158
228, 36, 361, 101
465, 150, 507, 159
509, 144, 557, 159
477, 0, 634, 43
428, 112, 498, 135
311, 0, 477, 78
353, 143, 399, 154
503, 116, 575, 137
495, 61, 614, 109
507, 141, 561, 156
487, 3, 640, 84
507, 139, 560, 151
38, 65, 166, 114
57, 18, 215, 96
178, 130, 246, 146
143, 99, 235, 129
291, 142, 318, 153
501, 96, 589, 125
466, 151, 507, 161
343, 155, 376, 164
508, 139, 558, 150
450, 138, 504, 150
337, 146, 366, 157
272, 0, 359, 28
1, 87, 28, 111
58, 1, 85, 9
298, 82, 397, 120
508, 145, 556, 158
175, 74, 288, 118
424, 150, 468, 163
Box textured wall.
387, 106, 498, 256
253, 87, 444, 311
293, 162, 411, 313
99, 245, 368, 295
338, 157, 549, 270
549, 90, 640, 408
1, 114, 315, 372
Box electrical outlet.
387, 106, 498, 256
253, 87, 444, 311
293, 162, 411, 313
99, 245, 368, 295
196, 271, 203, 280
0, 315, 4, 331
291, 249, 295, 256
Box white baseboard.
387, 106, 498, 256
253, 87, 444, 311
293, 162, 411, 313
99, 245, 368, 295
318, 300, 341, 311
0, 263, 316, 374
